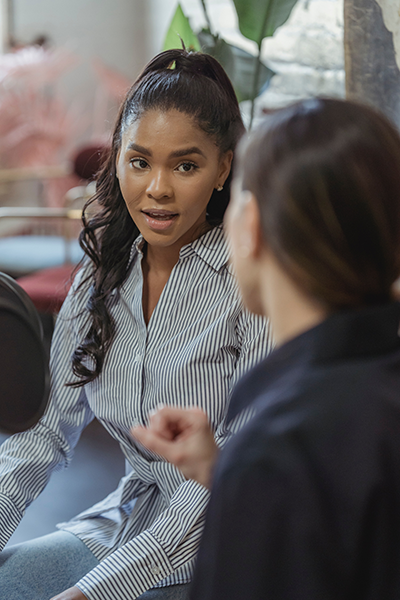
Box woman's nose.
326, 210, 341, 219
146, 170, 172, 199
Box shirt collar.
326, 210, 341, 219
179, 226, 229, 272
128, 226, 229, 273
228, 301, 400, 422
127, 235, 145, 268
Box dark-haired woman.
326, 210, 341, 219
0, 50, 271, 600
133, 97, 400, 600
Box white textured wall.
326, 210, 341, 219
257, 0, 344, 114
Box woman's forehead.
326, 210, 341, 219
120, 108, 218, 154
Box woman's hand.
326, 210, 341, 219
131, 406, 219, 489
50, 586, 87, 600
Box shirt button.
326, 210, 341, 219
132, 419, 140, 428
150, 564, 161, 576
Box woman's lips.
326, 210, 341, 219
142, 210, 178, 231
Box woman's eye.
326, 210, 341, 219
131, 158, 149, 169
177, 162, 197, 173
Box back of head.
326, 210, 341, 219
239, 98, 400, 310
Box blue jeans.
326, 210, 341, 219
0, 531, 191, 600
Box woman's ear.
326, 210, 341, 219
217, 150, 234, 188
225, 185, 266, 315
244, 192, 263, 259
225, 183, 265, 263
233, 191, 263, 261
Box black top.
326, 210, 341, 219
190, 302, 400, 600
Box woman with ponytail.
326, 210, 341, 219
0, 49, 271, 600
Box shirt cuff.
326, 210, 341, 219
76, 529, 173, 600
149, 479, 210, 561
76, 481, 210, 600
0, 492, 23, 551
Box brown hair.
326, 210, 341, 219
238, 98, 400, 309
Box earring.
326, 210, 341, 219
216, 185, 223, 192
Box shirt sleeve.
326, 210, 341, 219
0, 270, 95, 551
77, 479, 210, 600
76, 311, 273, 600
215, 311, 273, 447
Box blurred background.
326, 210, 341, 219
0, 0, 344, 208
2, 0, 344, 151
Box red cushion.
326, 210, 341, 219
17, 265, 76, 313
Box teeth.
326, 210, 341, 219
146, 212, 176, 220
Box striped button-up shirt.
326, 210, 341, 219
0, 226, 272, 600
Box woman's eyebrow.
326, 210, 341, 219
125, 143, 206, 159
127, 142, 151, 156
170, 146, 206, 158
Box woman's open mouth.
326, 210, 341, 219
142, 209, 179, 231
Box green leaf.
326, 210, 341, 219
198, 30, 274, 103
163, 3, 201, 52
232, 0, 299, 45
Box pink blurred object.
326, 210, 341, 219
92, 58, 131, 141
0, 49, 119, 208
0, 46, 78, 88
44, 144, 108, 207
0, 46, 82, 170
92, 58, 131, 100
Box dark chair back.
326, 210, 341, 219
0, 273, 49, 433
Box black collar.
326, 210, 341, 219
228, 301, 400, 423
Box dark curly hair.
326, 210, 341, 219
69, 48, 245, 386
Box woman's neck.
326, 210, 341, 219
260, 255, 328, 347
143, 221, 213, 275
144, 243, 180, 275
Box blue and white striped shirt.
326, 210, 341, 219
0, 226, 272, 600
